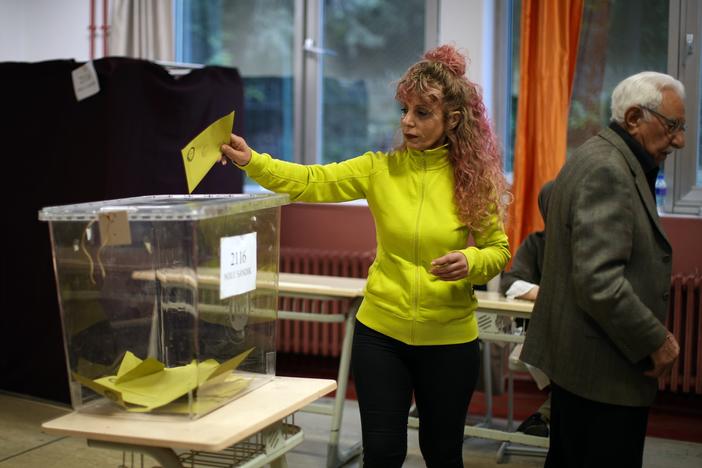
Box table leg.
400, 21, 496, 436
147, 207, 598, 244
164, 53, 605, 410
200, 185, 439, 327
326, 297, 363, 468
497, 440, 549, 464
482, 340, 493, 426
264, 422, 292, 468
507, 343, 514, 431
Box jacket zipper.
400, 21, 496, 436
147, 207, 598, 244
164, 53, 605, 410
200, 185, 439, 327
412, 158, 427, 343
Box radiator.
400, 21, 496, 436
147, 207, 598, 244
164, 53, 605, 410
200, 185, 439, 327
659, 274, 702, 395
277, 247, 375, 357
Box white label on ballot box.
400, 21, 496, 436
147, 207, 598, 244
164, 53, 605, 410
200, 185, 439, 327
220, 232, 257, 299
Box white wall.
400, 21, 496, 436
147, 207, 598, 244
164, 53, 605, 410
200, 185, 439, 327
0, 0, 100, 62
0, 0, 495, 118
439, 0, 495, 118
0, 1, 493, 75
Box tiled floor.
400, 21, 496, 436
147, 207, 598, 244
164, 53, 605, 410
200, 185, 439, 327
2, 391, 701, 468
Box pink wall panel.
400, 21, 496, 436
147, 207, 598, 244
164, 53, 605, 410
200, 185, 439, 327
280, 203, 702, 276
661, 215, 702, 276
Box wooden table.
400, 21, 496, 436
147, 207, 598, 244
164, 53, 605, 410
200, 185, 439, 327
42, 376, 336, 468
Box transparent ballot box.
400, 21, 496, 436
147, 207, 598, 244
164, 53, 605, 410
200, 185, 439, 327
39, 194, 289, 419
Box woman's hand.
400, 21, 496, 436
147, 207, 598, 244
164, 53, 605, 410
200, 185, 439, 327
220, 133, 252, 166
430, 252, 469, 281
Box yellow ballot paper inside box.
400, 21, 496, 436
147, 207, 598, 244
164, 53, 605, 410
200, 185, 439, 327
181, 110, 235, 193
73, 347, 254, 413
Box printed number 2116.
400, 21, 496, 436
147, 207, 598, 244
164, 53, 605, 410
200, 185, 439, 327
231, 250, 247, 266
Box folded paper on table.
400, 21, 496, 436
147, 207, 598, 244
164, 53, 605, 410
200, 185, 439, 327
74, 347, 253, 412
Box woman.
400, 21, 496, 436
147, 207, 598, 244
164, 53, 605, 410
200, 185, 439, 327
221, 44, 510, 468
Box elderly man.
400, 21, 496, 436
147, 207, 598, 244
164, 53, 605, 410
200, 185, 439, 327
521, 71, 683, 467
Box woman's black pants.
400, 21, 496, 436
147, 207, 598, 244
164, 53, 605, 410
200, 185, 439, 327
351, 320, 480, 468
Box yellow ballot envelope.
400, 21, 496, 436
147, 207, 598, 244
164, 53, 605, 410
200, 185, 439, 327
74, 347, 254, 413
181, 111, 235, 193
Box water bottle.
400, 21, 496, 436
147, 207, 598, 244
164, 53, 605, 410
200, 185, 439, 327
655, 173, 667, 212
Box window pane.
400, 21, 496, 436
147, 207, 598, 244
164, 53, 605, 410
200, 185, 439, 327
698, 64, 702, 186
177, 0, 295, 161
320, 0, 426, 163
567, 0, 669, 153
507, 0, 669, 173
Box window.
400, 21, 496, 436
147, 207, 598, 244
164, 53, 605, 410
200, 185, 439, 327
175, 0, 438, 179
567, 0, 669, 154
502, 0, 702, 215
176, 0, 296, 163
318, 0, 430, 163
668, 0, 702, 214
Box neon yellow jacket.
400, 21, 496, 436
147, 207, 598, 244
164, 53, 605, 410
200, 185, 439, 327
242, 146, 510, 345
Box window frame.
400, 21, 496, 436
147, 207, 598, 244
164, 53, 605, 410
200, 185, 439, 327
495, 0, 702, 215
667, 0, 702, 215
492, 0, 516, 184
297, 0, 440, 165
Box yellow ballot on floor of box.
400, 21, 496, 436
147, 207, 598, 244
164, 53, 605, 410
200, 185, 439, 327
181, 110, 235, 193
73, 347, 253, 412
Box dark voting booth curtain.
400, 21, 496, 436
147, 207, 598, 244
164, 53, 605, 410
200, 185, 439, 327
0, 57, 244, 403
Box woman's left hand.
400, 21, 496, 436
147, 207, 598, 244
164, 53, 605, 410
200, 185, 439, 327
430, 252, 469, 281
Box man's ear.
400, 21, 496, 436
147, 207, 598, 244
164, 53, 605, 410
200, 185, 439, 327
624, 106, 645, 131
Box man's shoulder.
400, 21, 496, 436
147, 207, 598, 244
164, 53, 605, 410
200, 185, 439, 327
575, 127, 623, 153
554, 129, 632, 200
568, 128, 629, 170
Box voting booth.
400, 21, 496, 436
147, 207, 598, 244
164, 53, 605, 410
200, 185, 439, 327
39, 194, 289, 419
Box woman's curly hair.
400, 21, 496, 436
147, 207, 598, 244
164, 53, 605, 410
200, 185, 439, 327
395, 44, 508, 231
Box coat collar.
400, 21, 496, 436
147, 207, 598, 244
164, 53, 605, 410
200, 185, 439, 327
597, 127, 670, 247
608, 122, 659, 196
406, 145, 451, 170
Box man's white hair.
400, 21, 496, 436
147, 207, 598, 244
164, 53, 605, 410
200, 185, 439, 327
610, 71, 685, 124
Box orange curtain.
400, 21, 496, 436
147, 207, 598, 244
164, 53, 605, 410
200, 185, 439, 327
507, 0, 584, 254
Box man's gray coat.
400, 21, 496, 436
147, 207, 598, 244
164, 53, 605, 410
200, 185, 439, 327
520, 127, 672, 407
